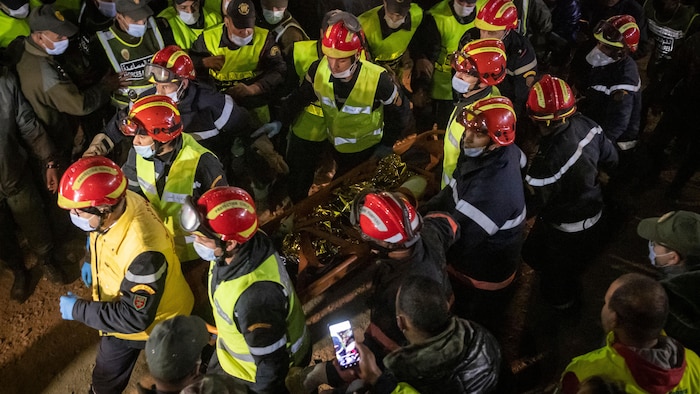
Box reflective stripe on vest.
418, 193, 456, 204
272, 17, 309, 43
449, 179, 526, 235
314, 58, 384, 153
157, 7, 221, 50
135, 133, 212, 262
203, 24, 267, 91
359, 4, 423, 62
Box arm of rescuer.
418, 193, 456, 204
234, 281, 292, 394
70, 251, 168, 334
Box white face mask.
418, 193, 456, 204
194, 241, 217, 261
230, 32, 253, 47
648, 241, 673, 267
330, 61, 356, 79
586, 46, 615, 67
262, 8, 285, 25
452, 74, 471, 94
97, 0, 117, 18
134, 143, 155, 158
453, 1, 475, 17
178, 10, 199, 25
127, 23, 147, 38
3, 3, 29, 18
463, 146, 486, 157
70, 212, 98, 232
44, 35, 70, 55
384, 14, 406, 29
165, 90, 179, 103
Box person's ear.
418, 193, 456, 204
225, 239, 238, 252
668, 251, 682, 266
396, 314, 408, 333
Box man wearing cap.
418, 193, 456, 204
17, 4, 120, 164
190, 0, 286, 126
156, 0, 221, 50
257, 0, 308, 56
92, 0, 168, 108
0, 0, 30, 48
637, 210, 700, 353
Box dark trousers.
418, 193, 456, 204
91, 336, 145, 394
0, 175, 53, 271
285, 133, 326, 203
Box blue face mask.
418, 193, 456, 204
194, 241, 217, 261
263, 9, 285, 25
70, 212, 98, 232
452, 75, 471, 94
463, 146, 486, 157
127, 23, 147, 38
134, 143, 155, 159
648, 241, 673, 267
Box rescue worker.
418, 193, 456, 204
257, 0, 309, 56
441, 37, 506, 187
522, 75, 618, 310
283, 17, 411, 196
179, 186, 310, 392
190, 0, 286, 125
156, 0, 221, 50
560, 273, 700, 393
93, 0, 167, 108
84, 45, 251, 160
77, 0, 116, 37
57, 156, 194, 394
466, 0, 538, 117
420, 96, 526, 328
0, 0, 30, 48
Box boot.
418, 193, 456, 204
43, 263, 66, 284
10, 268, 30, 302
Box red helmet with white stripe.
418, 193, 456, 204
350, 190, 422, 249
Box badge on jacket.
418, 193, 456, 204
133, 294, 148, 310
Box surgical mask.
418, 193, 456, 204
194, 241, 217, 261
70, 212, 98, 232
263, 9, 285, 25
463, 146, 486, 157
453, 1, 475, 17
384, 14, 406, 29
648, 241, 673, 267
331, 61, 356, 79
165, 90, 179, 103
127, 23, 147, 38
134, 143, 155, 158
44, 35, 69, 55
178, 10, 199, 25
586, 46, 615, 67
97, 0, 117, 18
3, 3, 29, 18
230, 32, 253, 47
452, 74, 471, 94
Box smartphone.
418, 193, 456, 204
328, 320, 360, 369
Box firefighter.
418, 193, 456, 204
442, 37, 507, 187
156, 0, 221, 50
179, 186, 310, 392
523, 75, 618, 310
57, 156, 194, 394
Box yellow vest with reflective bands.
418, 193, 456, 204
88, 191, 194, 341
157, 7, 221, 50
209, 251, 309, 382
202, 24, 267, 90
291, 40, 326, 142
564, 331, 700, 393
314, 58, 384, 153
0, 13, 29, 49
359, 4, 423, 63
135, 133, 212, 262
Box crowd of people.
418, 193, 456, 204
2, 0, 700, 391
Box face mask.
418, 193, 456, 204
134, 143, 155, 158
97, 0, 117, 18
3, 3, 29, 18
127, 23, 147, 38
263, 9, 285, 25
194, 241, 217, 261
230, 32, 253, 47
586, 46, 615, 67
384, 14, 406, 29
330, 61, 357, 79
648, 241, 673, 267
453, 1, 475, 17
166, 90, 179, 103
452, 74, 471, 94
463, 146, 486, 157
178, 10, 199, 25
44, 35, 69, 55
70, 212, 98, 232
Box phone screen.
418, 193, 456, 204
328, 320, 360, 369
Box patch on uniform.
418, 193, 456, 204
612, 90, 628, 101
121, 49, 130, 61
238, 2, 249, 15
54, 11, 65, 21
270, 46, 280, 57
247, 323, 272, 332
130, 284, 156, 295
133, 294, 147, 310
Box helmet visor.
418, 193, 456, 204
119, 117, 140, 137
457, 107, 488, 135
593, 20, 624, 47
180, 196, 221, 240
144, 63, 180, 83
451, 51, 478, 76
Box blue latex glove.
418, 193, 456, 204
60, 292, 78, 320
250, 121, 282, 139
81, 262, 92, 287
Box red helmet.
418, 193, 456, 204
475, 0, 518, 31
527, 74, 576, 122
145, 45, 196, 83
350, 190, 422, 249
122, 95, 183, 143
458, 96, 516, 146
451, 38, 507, 86
189, 187, 258, 243
322, 20, 363, 58
594, 15, 640, 53
58, 156, 127, 210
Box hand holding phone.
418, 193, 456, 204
328, 320, 360, 369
